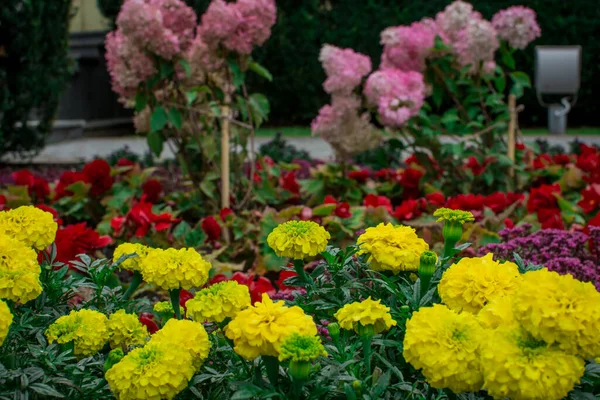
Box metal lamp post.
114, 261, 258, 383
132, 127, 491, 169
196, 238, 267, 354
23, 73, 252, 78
534, 46, 581, 135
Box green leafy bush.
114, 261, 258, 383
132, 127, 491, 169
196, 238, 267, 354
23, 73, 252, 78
0, 1, 72, 158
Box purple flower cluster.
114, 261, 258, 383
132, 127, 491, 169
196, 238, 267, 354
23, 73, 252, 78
480, 224, 600, 290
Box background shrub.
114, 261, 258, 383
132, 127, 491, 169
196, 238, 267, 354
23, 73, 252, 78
0, 0, 72, 158
101, 0, 599, 128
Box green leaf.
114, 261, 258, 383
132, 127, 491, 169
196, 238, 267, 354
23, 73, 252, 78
248, 61, 273, 81
441, 109, 459, 126
248, 93, 270, 126
178, 59, 191, 77
432, 84, 444, 108
186, 90, 198, 105
135, 92, 147, 112
299, 178, 325, 197
510, 72, 531, 88
29, 383, 65, 398
501, 50, 516, 69
147, 131, 164, 157
159, 62, 174, 79
312, 203, 336, 217
184, 227, 206, 247
226, 58, 245, 88
150, 107, 168, 132
173, 221, 192, 239
494, 73, 506, 93
168, 107, 182, 130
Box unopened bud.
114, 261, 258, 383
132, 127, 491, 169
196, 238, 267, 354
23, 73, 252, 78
328, 322, 340, 339
289, 360, 311, 381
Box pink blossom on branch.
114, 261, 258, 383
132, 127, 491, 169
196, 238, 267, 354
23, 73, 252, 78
319, 44, 372, 94
453, 18, 499, 73
435, 0, 481, 40
380, 19, 441, 72
492, 6, 541, 50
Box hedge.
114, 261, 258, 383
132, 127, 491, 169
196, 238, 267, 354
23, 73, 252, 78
0, 0, 72, 157
98, 0, 600, 128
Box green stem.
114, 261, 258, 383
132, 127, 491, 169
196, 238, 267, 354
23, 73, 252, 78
361, 335, 372, 377
442, 240, 457, 261
263, 356, 280, 386
293, 259, 310, 285
292, 379, 304, 399
169, 288, 182, 320
122, 271, 143, 300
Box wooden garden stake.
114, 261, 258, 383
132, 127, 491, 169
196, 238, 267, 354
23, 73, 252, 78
221, 94, 231, 209
507, 94, 517, 177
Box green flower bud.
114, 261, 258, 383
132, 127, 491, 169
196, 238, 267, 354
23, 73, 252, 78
418, 251, 438, 296
356, 323, 375, 339
433, 208, 474, 249
327, 322, 340, 339
289, 360, 311, 381
352, 380, 363, 395
104, 348, 124, 372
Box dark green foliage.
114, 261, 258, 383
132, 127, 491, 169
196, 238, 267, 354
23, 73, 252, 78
98, 0, 600, 127
259, 132, 311, 163
0, 0, 72, 158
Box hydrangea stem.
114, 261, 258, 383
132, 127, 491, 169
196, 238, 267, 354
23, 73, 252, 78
263, 355, 280, 386
293, 259, 310, 284
122, 271, 143, 300
169, 288, 182, 320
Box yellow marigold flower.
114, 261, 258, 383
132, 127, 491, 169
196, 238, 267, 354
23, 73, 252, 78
140, 248, 211, 290
105, 341, 195, 400
0, 234, 42, 303
151, 319, 210, 368
438, 253, 521, 314
403, 304, 484, 394
0, 300, 12, 346
113, 243, 149, 273
433, 208, 475, 224
477, 296, 515, 329
45, 309, 109, 357
278, 333, 327, 362
357, 223, 429, 273
334, 297, 397, 334
480, 326, 585, 400
225, 293, 317, 360
153, 301, 184, 316
267, 220, 330, 259
513, 269, 600, 359
186, 281, 251, 323
107, 310, 149, 349
0, 206, 57, 250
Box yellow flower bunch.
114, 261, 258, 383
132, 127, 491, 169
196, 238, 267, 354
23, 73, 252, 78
225, 293, 317, 360
186, 281, 251, 323
278, 333, 327, 362
356, 223, 429, 273
438, 253, 521, 313
151, 319, 210, 369
476, 296, 515, 330
107, 310, 149, 349
153, 301, 184, 316
113, 243, 150, 272
0, 300, 12, 346
480, 326, 585, 400
267, 220, 330, 259
334, 297, 397, 334
432, 208, 475, 224
105, 341, 195, 400
0, 206, 57, 250
512, 269, 600, 359
45, 309, 109, 357
0, 234, 43, 303
403, 304, 484, 394
140, 248, 211, 290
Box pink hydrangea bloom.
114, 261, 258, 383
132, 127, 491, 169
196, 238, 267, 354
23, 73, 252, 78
117, 0, 196, 59
186, 33, 224, 73
319, 44, 372, 94
454, 18, 499, 72
105, 30, 157, 98
435, 0, 481, 40
492, 6, 541, 50
380, 19, 441, 72
199, 0, 241, 46
222, 0, 277, 54
364, 69, 426, 128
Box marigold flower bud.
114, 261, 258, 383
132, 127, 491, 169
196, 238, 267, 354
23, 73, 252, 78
418, 251, 438, 294
327, 322, 340, 339
104, 348, 124, 372
289, 360, 311, 381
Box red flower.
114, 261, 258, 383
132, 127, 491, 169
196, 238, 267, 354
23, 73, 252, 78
82, 159, 113, 196
275, 270, 299, 291
537, 208, 564, 230
504, 218, 515, 229
54, 223, 113, 266
13, 170, 34, 187
363, 194, 393, 213
425, 192, 445, 207
373, 169, 398, 181
466, 156, 487, 176
323, 196, 351, 218
116, 158, 135, 167
399, 168, 423, 189
576, 147, 600, 173
393, 199, 423, 221
36, 204, 63, 226
447, 194, 485, 212
139, 313, 159, 334
299, 207, 313, 220
13, 170, 50, 200
220, 207, 234, 222
577, 184, 600, 214
527, 184, 560, 213
0, 195, 7, 211
54, 171, 87, 200
553, 154, 572, 166
142, 179, 163, 204
532, 154, 552, 170
516, 143, 526, 151
201, 216, 222, 242
280, 171, 300, 195
180, 289, 194, 311
114, 199, 179, 238
212, 272, 275, 305
348, 169, 370, 183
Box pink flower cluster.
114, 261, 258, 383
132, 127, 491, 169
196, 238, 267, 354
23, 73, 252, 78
435, 0, 481, 40
380, 19, 441, 72
199, 0, 277, 55
453, 18, 499, 72
364, 69, 426, 127
319, 45, 372, 94
492, 6, 541, 50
